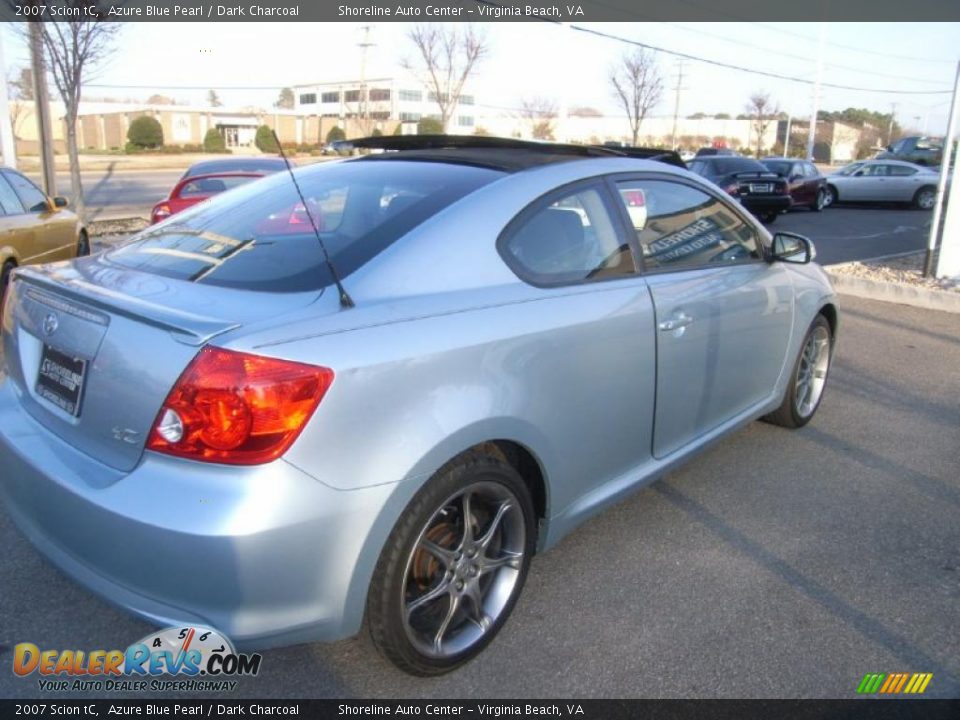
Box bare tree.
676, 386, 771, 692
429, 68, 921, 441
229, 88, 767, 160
207, 89, 222, 107
745, 91, 778, 157
518, 96, 558, 140
7, 68, 33, 140
402, 24, 488, 132
24, 8, 122, 220
609, 49, 663, 146
275, 87, 295, 110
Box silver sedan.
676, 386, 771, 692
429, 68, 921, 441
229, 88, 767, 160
0, 137, 837, 676
824, 159, 941, 208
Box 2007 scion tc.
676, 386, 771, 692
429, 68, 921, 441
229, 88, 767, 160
0, 137, 836, 675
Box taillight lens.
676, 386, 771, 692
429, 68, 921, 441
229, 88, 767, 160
147, 347, 334, 465
151, 204, 171, 224
724, 183, 739, 196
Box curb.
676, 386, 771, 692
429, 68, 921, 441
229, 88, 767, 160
827, 271, 960, 314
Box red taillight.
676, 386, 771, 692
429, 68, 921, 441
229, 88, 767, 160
151, 204, 171, 224
147, 347, 334, 465
724, 183, 740, 196
622, 189, 645, 207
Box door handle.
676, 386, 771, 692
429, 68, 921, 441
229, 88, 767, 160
659, 313, 693, 332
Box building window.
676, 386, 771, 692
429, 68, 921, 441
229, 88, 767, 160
321, 91, 340, 103
369, 88, 391, 102
458, 116, 475, 127
399, 89, 422, 102
299, 93, 317, 105
460, 95, 475, 106
427, 91, 449, 103
344, 89, 362, 103
370, 111, 391, 120
399, 112, 421, 122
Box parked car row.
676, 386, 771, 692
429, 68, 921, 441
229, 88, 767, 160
685, 150, 943, 224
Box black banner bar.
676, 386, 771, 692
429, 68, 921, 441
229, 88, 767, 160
1, 0, 959, 23
2, 699, 960, 719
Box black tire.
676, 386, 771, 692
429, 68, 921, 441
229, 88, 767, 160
76, 230, 90, 257
825, 185, 838, 207
811, 188, 827, 212
913, 186, 937, 210
367, 450, 536, 676
760, 212, 778, 224
1, 259, 15, 308
763, 314, 833, 429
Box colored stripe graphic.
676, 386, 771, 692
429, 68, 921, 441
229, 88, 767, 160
856, 672, 932, 694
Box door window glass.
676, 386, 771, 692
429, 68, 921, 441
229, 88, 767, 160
614, 180, 761, 271
0, 175, 26, 215
3, 171, 48, 212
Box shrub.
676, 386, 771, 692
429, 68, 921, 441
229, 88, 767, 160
417, 117, 444, 135
393, 123, 403, 136
255, 125, 280, 153
127, 116, 163, 149
371, 127, 383, 137
326, 126, 346, 144
203, 128, 227, 153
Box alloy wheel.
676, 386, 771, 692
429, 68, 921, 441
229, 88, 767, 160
917, 189, 936, 210
400, 481, 526, 659
795, 324, 831, 419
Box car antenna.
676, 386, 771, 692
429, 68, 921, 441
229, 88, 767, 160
271, 129, 354, 309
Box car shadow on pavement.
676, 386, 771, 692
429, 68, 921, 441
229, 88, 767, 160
84, 162, 117, 222
653, 482, 959, 691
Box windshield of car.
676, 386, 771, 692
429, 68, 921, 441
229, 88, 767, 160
106, 160, 505, 293
182, 158, 288, 178
760, 160, 792, 176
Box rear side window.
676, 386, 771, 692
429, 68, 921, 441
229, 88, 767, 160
613, 180, 761, 271
500, 183, 635, 287
888, 165, 918, 176
106, 161, 504, 293
3, 171, 48, 212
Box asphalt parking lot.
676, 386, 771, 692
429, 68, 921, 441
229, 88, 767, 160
1, 294, 957, 699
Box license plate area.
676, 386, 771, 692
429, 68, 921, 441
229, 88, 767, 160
748, 183, 772, 194
35, 344, 87, 417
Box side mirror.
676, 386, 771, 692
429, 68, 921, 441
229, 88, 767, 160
771, 232, 815, 264
52, 196, 69, 208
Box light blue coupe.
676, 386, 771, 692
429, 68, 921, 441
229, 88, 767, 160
0, 137, 836, 675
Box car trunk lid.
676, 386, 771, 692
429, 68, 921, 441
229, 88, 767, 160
2, 256, 324, 474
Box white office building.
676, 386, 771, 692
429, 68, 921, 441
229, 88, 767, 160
290, 77, 478, 131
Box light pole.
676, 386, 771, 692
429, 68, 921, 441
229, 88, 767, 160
926, 60, 960, 278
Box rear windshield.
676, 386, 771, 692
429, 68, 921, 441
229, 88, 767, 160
106, 160, 504, 293
182, 158, 289, 178
712, 158, 768, 175
760, 160, 791, 176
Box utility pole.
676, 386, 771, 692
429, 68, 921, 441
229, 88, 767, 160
0, 33, 16, 169
887, 102, 898, 145
925, 60, 960, 278
670, 60, 685, 150
357, 25, 375, 134
29, 23, 56, 196
805, 22, 825, 160
783, 114, 792, 157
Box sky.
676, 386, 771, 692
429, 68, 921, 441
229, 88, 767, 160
2, 21, 958, 134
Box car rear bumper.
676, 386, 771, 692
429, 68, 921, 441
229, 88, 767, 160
0, 377, 398, 649
741, 195, 792, 214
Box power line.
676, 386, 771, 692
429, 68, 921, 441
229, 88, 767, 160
567, 24, 953, 95
748, 22, 957, 65
655, 21, 950, 84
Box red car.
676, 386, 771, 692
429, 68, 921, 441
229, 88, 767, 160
760, 158, 829, 212
150, 172, 265, 224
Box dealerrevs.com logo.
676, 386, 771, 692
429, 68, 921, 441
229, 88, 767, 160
13, 626, 262, 692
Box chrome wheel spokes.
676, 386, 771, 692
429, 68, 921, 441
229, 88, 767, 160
795, 325, 831, 418
401, 482, 526, 658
